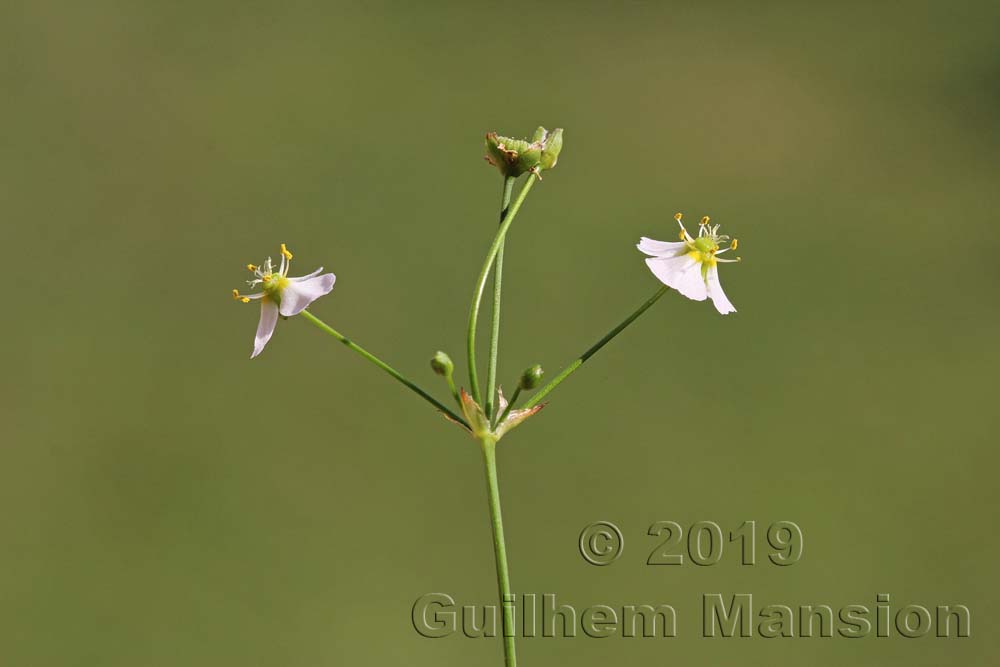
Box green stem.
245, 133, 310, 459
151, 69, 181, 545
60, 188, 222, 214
444, 373, 461, 409
523, 286, 670, 409
300, 309, 469, 429
467, 173, 539, 405
480, 437, 517, 667
493, 385, 521, 428
485, 176, 516, 419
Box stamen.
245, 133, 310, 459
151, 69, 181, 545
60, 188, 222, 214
280, 243, 293, 260
678, 229, 686, 240
731, 239, 739, 250
700, 216, 710, 226
247, 264, 257, 272
232, 289, 250, 302
674, 212, 683, 221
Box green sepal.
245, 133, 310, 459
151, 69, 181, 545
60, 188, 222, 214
538, 127, 563, 171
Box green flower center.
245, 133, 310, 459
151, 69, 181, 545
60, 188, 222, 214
262, 274, 289, 297
693, 236, 719, 254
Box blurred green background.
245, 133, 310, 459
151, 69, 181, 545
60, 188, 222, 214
2, 1, 997, 664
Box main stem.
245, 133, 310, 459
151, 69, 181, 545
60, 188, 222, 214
299, 309, 469, 429
523, 285, 670, 409
485, 176, 516, 419
480, 437, 517, 667
467, 173, 538, 404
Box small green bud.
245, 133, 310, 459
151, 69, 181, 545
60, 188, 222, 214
431, 351, 454, 377
484, 127, 563, 177
519, 364, 544, 390
538, 128, 563, 171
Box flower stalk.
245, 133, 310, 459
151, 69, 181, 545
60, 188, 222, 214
299, 310, 469, 429
466, 172, 539, 404
485, 175, 516, 419
523, 285, 670, 409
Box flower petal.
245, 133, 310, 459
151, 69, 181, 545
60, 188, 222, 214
637, 237, 687, 257
289, 267, 324, 282
645, 255, 708, 301
675, 262, 709, 302
706, 264, 736, 314
278, 272, 337, 316
252, 300, 279, 358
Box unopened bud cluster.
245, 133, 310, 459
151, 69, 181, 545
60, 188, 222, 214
485, 127, 564, 178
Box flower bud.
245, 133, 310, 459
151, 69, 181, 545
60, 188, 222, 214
484, 127, 563, 177
537, 127, 563, 171
519, 364, 544, 390
431, 351, 454, 377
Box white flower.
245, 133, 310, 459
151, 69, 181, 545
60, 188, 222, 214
637, 213, 741, 315
233, 243, 337, 357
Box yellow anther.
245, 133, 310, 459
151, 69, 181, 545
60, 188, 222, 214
679, 229, 686, 240
674, 212, 683, 221
280, 243, 293, 260
700, 216, 710, 226
731, 238, 739, 250
233, 289, 252, 303
247, 264, 257, 272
